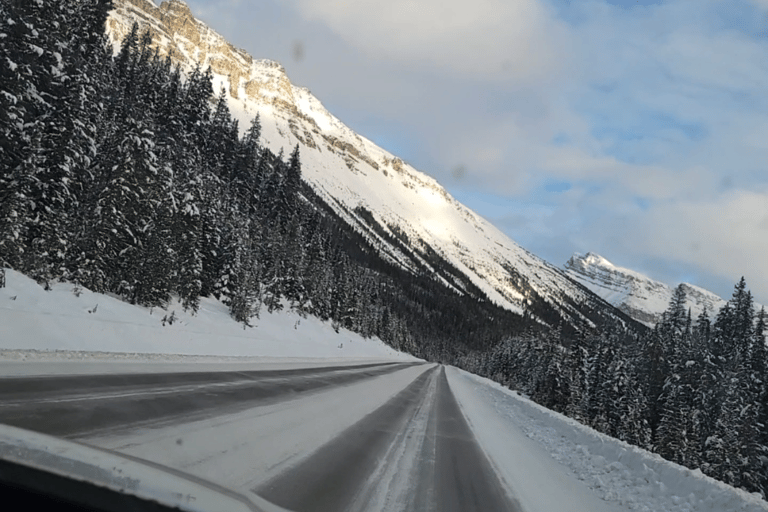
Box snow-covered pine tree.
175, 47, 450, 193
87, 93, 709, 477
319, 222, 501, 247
565, 331, 590, 422
639, 321, 668, 438
756, 308, 768, 499
732, 289, 763, 492
704, 278, 756, 488
607, 347, 651, 447
285, 144, 302, 207
0, 0, 114, 283
586, 334, 613, 432
656, 287, 697, 465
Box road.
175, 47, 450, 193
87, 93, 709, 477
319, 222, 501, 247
0, 361, 521, 512
0, 361, 414, 438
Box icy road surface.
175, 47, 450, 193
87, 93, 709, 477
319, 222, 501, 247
1, 360, 766, 512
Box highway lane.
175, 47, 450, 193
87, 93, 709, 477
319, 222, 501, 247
256, 366, 439, 511
257, 366, 519, 512
0, 361, 417, 438
430, 368, 517, 512
0, 362, 520, 511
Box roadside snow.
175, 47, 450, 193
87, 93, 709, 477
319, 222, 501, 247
447, 367, 768, 512
0, 269, 417, 371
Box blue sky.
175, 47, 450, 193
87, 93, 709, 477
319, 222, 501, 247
186, 0, 768, 304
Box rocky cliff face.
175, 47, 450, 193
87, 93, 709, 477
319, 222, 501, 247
105, 0, 637, 332
564, 252, 727, 326
108, 0, 295, 104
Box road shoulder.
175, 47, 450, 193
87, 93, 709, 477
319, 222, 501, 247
445, 366, 624, 512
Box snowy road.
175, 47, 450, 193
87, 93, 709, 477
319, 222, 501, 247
255, 366, 514, 512
0, 362, 519, 511
1, 359, 763, 512
0, 361, 415, 438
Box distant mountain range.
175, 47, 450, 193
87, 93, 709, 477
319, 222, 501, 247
106, 0, 642, 333
563, 252, 728, 326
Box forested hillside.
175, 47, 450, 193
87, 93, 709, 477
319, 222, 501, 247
0, 0, 529, 360
464, 279, 768, 497
1, 0, 766, 501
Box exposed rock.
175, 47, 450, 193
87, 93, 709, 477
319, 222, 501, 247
564, 252, 728, 326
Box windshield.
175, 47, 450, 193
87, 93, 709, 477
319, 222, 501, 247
1, 0, 767, 511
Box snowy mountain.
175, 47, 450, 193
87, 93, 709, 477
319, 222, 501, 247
563, 252, 727, 327
105, 0, 638, 332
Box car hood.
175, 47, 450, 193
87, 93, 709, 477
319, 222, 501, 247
0, 424, 288, 512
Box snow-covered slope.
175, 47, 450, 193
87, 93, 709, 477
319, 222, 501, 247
0, 268, 413, 361
564, 252, 727, 327
105, 0, 635, 331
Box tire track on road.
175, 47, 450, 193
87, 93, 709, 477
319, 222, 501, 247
431, 367, 518, 512
0, 361, 402, 399
255, 365, 439, 512
255, 365, 519, 512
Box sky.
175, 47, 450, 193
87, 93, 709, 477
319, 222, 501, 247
184, 0, 768, 305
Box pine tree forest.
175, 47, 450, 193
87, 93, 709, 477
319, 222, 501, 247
1, 0, 766, 500
462, 281, 768, 498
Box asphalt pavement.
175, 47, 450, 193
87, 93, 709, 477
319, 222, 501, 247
257, 365, 518, 512
0, 362, 415, 438
0, 362, 520, 511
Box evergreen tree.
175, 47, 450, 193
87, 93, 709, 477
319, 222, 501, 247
705, 278, 758, 489
286, 144, 302, 205
756, 308, 768, 498
655, 288, 695, 463
566, 332, 589, 422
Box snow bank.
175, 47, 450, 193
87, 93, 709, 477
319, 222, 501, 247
0, 269, 416, 365
449, 367, 768, 512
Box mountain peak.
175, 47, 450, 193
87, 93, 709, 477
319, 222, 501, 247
584, 252, 612, 265
564, 252, 727, 326
573, 252, 615, 269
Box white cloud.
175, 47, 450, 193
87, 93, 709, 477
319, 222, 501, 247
630, 189, 768, 303
458, 1, 767, 188
286, 0, 571, 83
